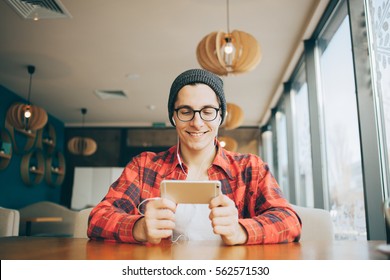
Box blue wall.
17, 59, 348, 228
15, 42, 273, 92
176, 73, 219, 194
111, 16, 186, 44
0, 85, 65, 209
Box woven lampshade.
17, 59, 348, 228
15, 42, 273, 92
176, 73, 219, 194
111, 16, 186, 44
67, 137, 97, 156
196, 30, 261, 76
222, 103, 244, 130
219, 136, 238, 152
6, 65, 48, 131
67, 108, 97, 156
6, 102, 48, 131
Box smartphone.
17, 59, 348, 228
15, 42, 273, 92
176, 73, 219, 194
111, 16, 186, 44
160, 180, 221, 204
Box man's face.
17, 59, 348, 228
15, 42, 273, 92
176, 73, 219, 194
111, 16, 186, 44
173, 84, 221, 153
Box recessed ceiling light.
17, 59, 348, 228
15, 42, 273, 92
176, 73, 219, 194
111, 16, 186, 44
126, 73, 140, 80
94, 90, 127, 100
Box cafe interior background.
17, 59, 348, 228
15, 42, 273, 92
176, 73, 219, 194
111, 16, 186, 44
0, 0, 389, 242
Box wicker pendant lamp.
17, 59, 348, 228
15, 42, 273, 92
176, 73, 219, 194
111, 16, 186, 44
6, 65, 48, 131
67, 108, 97, 156
196, 0, 262, 76
222, 103, 244, 130
219, 136, 238, 152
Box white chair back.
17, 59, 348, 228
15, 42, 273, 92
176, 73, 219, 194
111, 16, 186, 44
292, 205, 334, 242
73, 207, 93, 238
0, 207, 20, 237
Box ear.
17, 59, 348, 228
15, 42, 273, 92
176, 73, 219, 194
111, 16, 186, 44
219, 113, 223, 125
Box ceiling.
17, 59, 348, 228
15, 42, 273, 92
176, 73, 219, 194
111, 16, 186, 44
0, 0, 329, 128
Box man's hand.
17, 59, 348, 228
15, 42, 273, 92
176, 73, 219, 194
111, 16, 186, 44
133, 198, 176, 244
209, 194, 248, 245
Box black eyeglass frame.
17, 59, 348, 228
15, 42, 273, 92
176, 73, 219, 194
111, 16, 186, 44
174, 106, 221, 122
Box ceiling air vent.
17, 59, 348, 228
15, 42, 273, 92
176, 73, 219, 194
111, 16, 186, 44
5, 0, 72, 20
94, 90, 128, 100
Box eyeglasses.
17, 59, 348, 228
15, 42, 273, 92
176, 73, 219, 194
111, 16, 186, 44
174, 106, 220, 122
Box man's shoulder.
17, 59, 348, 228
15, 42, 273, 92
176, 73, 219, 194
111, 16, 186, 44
135, 147, 175, 163
222, 149, 263, 164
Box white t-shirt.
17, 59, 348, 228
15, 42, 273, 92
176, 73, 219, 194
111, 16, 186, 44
172, 204, 222, 241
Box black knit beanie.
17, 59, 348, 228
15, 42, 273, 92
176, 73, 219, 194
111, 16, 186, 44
168, 69, 226, 127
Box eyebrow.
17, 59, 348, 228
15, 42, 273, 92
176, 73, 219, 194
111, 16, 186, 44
175, 104, 219, 109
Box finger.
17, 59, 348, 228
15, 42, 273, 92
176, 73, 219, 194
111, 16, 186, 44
209, 194, 232, 209
210, 216, 234, 227
153, 219, 176, 230
146, 198, 176, 214
147, 229, 173, 242
153, 208, 176, 220
144, 211, 175, 233
155, 198, 177, 212
209, 194, 224, 208
148, 238, 161, 244
209, 204, 237, 219
212, 225, 236, 237
143, 217, 175, 243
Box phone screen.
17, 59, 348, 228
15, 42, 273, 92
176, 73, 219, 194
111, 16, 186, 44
160, 180, 221, 204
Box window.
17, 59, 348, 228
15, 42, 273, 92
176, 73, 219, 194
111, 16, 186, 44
291, 65, 314, 207
366, 0, 390, 198
317, 9, 366, 240
275, 105, 290, 198
261, 128, 274, 174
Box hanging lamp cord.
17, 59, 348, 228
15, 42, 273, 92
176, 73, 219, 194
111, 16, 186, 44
27, 73, 32, 104
81, 108, 87, 137
26, 65, 35, 105
226, 0, 230, 34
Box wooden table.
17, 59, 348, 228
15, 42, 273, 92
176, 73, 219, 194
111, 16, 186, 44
0, 237, 388, 260
22, 217, 63, 236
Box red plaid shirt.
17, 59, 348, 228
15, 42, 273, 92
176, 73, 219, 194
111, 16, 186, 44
88, 143, 301, 244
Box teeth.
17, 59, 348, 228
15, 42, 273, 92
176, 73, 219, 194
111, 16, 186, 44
189, 132, 204, 136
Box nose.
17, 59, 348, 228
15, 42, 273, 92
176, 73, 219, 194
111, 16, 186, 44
190, 111, 204, 127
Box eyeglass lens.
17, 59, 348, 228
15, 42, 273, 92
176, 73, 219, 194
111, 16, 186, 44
176, 107, 218, 122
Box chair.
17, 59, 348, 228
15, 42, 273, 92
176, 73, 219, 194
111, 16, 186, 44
0, 207, 20, 237
19, 201, 77, 236
73, 207, 93, 238
291, 205, 334, 242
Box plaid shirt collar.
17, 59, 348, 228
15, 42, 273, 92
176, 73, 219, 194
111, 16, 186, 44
163, 140, 235, 180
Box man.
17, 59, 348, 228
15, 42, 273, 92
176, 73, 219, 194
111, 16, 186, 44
88, 69, 301, 245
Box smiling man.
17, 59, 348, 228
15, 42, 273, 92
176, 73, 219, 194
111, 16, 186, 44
88, 69, 301, 245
